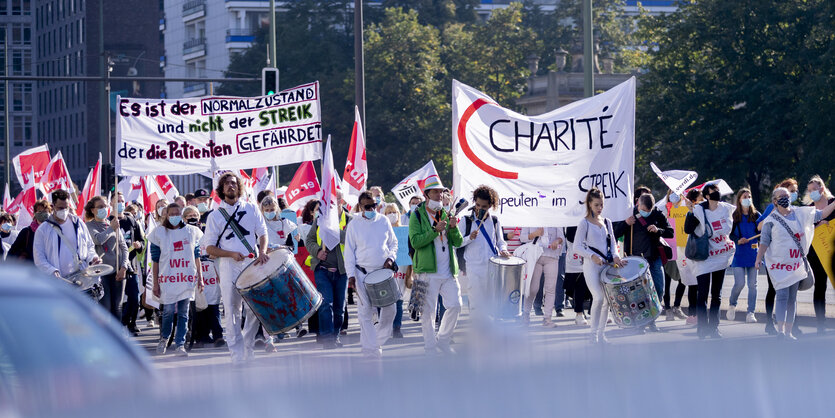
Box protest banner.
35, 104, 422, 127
452, 78, 636, 227
116, 82, 323, 176
391, 161, 439, 209
812, 223, 835, 287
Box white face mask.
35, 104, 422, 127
427, 199, 442, 211
386, 213, 398, 224
55, 209, 69, 221
410, 204, 418, 212
157, 207, 165, 216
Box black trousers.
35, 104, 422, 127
664, 275, 687, 309
808, 249, 829, 326
687, 285, 698, 316
564, 272, 590, 314
765, 270, 776, 325
696, 270, 725, 333
121, 273, 140, 328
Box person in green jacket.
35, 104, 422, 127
409, 175, 463, 355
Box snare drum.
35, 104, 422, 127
599, 256, 661, 328
364, 269, 400, 307
236, 249, 322, 335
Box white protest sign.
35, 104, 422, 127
116, 82, 323, 176
650, 162, 698, 196
452, 78, 636, 227
391, 161, 439, 209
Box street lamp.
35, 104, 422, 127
555, 48, 569, 72
526, 53, 540, 75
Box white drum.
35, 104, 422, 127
364, 269, 401, 307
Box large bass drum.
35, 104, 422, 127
600, 256, 661, 328
236, 249, 322, 335
487, 255, 526, 318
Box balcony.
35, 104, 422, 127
183, 38, 207, 60
226, 28, 256, 44
182, 0, 206, 22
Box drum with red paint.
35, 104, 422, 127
236, 248, 322, 335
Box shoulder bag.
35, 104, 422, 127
684, 203, 712, 261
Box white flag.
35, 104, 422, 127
319, 136, 341, 250
650, 162, 698, 197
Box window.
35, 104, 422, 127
11, 49, 32, 76
11, 83, 33, 112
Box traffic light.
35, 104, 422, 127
262, 67, 279, 95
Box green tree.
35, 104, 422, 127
382, 0, 480, 27
636, 0, 835, 204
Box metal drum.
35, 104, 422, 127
600, 256, 661, 328
364, 269, 400, 307
64, 264, 113, 301
236, 249, 322, 335
487, 255, 526, 318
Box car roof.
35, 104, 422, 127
0, 262, 73, 296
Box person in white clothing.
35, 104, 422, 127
683, 183, 736, 339
261, 196, 299, 250
574, 188, 623, 344
149, 203, 204, 357
201, 172, 270, 365
755, 187, 835, 340
458, 185, 510, 319
0, 212, 19, 260
33, 190, 102, 285
344, 191, 399, 358
520, 226, 563, 327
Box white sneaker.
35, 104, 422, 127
147, 319, 156, 329
726, 305, 737, 321
156, 339, 167, 355
575, 315, 588, 326
746, 313, 757, 323
174, 345, 188, 357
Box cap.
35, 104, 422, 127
193, 188, 210, 198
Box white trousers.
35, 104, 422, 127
582, 260, 609, 336
465, 266, 487, 314
356, 269, 396, 355
217, 257, 260, 361
420, 273, 462, 350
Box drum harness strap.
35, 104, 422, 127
46, 219, 86, 283
217, 207, 258, 257
584, 218, 614, 263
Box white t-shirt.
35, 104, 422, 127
149, 225, 204, 304
691, 202, 736, 276
201, 200, 268, 256
266, 218, 297, 247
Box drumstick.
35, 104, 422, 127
749, 234, 761, 240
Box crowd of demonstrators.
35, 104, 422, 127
6, 169, 835, 365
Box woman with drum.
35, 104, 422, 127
728, 188, 760, 323
684, 183, 736, 339
803, 176, 835, 334
575, 187, 623, 344
756, 187, 835, 340
149, 203, 204, 356
85, 196, 130, 319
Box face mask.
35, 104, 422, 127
638, 209, 652, 218
475, 208, 487, 219
168, 216, 182, 226
669, 193, 680, 204
55, 209, 69, 221
157, 207, 165, 216
386, 213, 398, 224
117, 202, 125, 213
263, 211, 276, 220
0, 223, 11, 232
197, 202, 208, 213
741, 198, 752, 208
443, 204, 451, 212
427, 199, 442, 211
810, 190, 822, 202
708, 191, 720, 201
187, 218, 199, 226
410, 204, 418, 213
96, 208, 108, 220
364, 211, 376, 219
35, 211, 49, 223
790, 192, 798, 202
375, 196, 382, 204
777, 196, 791, 208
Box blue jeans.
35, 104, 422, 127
730, 266, 758, 313
314, 268, 347, 342
648, 257, 665, 303
775, 282, 799, 325
161, 299, 189, 347
393, 299, 403, 331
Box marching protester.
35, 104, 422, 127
728, 188, 760, 323
409, 176, 464, 355
1, 213, 19, 259
575, 188, 622, 344
755, 187, 835, 340
202, 172, 270, 364
401, 196, 422, 226
684, 183, 736, 339
150, 203, 204, 356
370, 186, 386, 214
111, 193, 146, 336
306, 191, 351, 350
757, 178, 799, 335
262, 196, 299, 250
194, 188, 212, 227
519, 226, 562, 327
187, 205, 225, 348
658, 190, 689, 322
457, 185, 510, 321
383, 203, 409, 337
8, 199, 51, 261
86, 195, 130, 319
344, 191, 399, 358
563, 226, 590, 325
615, 192, 674, 332
33, 190, 101, 285
804, 175, 835, 334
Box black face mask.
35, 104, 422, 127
186, 218, 199, 226
708, 191, 720, 201
475, 208, 487, 219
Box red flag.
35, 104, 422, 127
8, 168, 37, 228
42, 151, 74, 196
155, 175, 179, 201
341, 106, 367, 210
3, 183, 10, 212
76, 154, 102, 216
141, 175, 167, 214
12, 144, 51, 187
285, 161, 321, 211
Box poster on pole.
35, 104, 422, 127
116, 82, 323, 176
452, 78, 636, 227
811, 223, 835, 287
